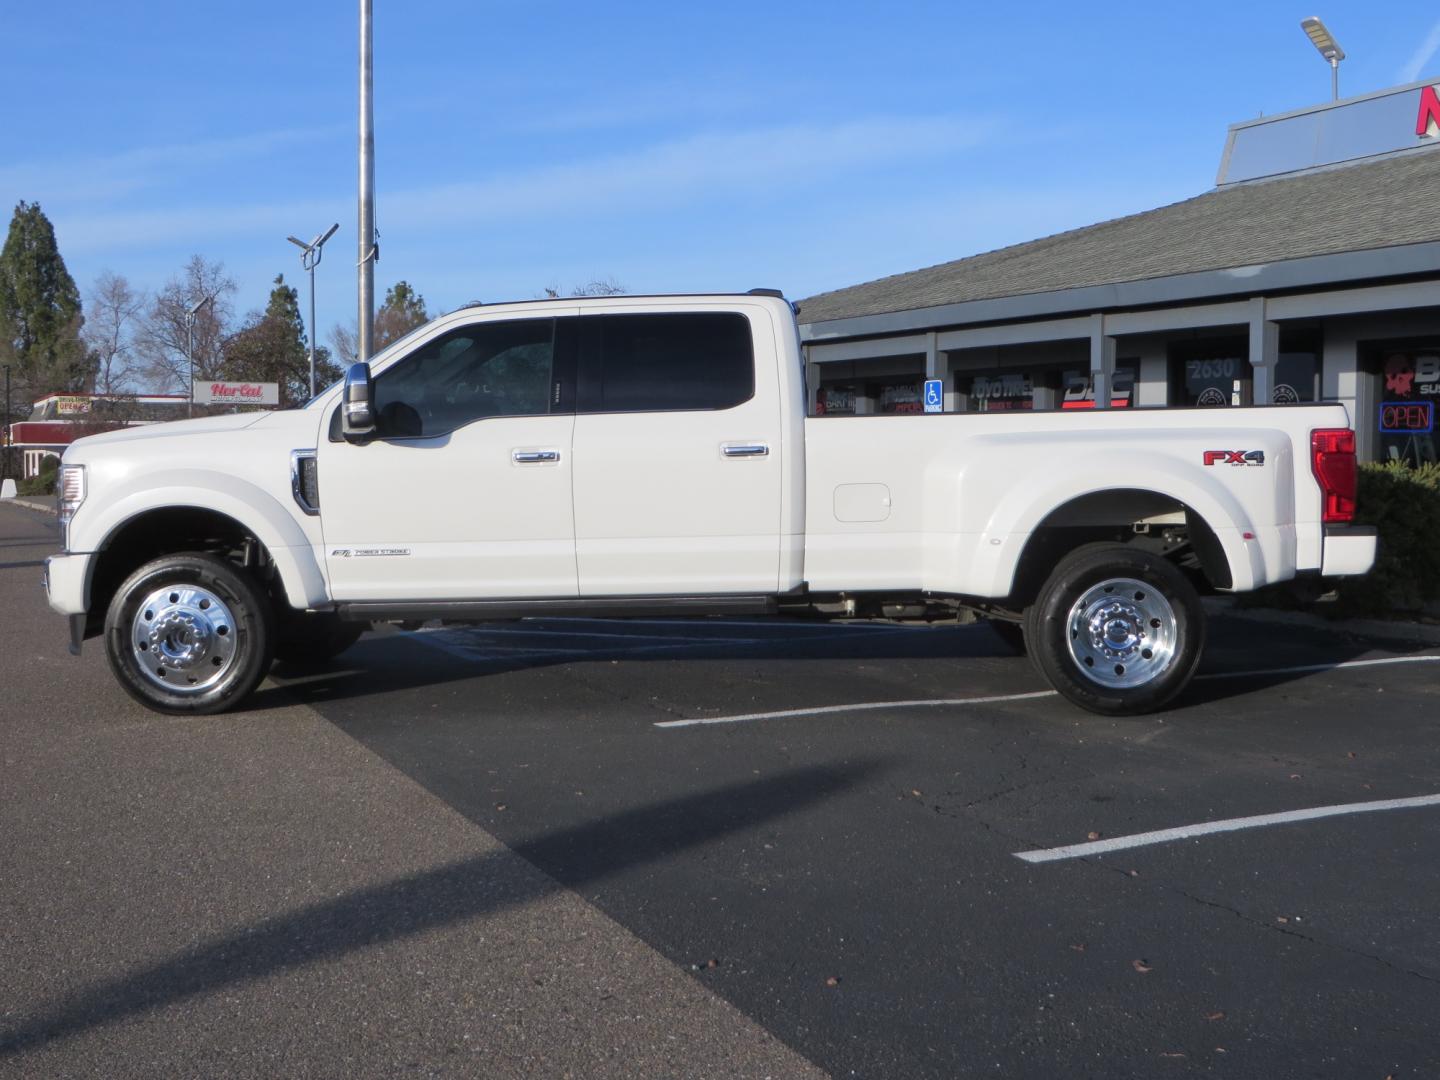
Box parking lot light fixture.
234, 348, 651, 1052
288, 223, 341, 400
1301, 16, 1345, 101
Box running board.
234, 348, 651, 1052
337, 593, 780, 623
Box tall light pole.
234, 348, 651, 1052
1301, 17, 1345, 102
185, 293, 215, 418
287, 223, 340, 399
358, 0, 377, 362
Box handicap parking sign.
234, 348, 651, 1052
923, 379, 944, 413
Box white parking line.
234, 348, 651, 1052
1013, 793, 1440, 863
654, 691, 1059, 728
1194, 653, 1440, 681
653, 653, 1440, 729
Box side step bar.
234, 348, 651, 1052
337, 593, 781, 623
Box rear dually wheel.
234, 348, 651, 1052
1025, 542, 1204, 716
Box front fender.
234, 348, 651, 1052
74, 470, 330, 610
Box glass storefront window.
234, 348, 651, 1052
1170, 340, 1249, 406
1272, 351, 1318, 404
815, 384, 856, 415
875, 379, 924, 414
1369, 341, 1438, 467
1060, 366, 1136, 409
963, 372, 1033, 412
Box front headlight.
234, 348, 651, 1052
57, 464, 85, 551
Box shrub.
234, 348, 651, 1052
16, 455, 58, 497
1332, 461, 1440, 616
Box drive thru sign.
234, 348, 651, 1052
924, 379, 943, 413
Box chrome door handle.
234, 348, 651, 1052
513, 450, 560, 463
721, 443, 769, 458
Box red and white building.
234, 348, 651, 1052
6, 393, 189, 478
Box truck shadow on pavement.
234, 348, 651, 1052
0, 760, 881, 1058
254, 615, 1437, 719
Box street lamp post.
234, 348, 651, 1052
185, 293, 216, 418
1301, 17, 1346, 102
287, 223, 340, 399
358, 0, 377, 362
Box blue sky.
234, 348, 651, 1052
2, 2, 1438, 347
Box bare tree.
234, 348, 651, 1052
328, 321, 358, 368
135, 255, 237, 394
83, 271, 146, 396
329, 280, 431, 366
541, 277, 626, 299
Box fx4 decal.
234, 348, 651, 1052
1203, 450, 1265, 467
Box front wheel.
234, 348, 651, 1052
104, 552, 274, 715
1024, 543, 1204, 716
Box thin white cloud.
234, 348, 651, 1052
387, 116, 996, 227
1399, 19, 1440, 84
55, 115, 995, 253
0, 126, 343, 205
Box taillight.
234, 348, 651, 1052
1311, 428, 1357, 524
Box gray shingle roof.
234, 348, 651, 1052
796, 146, 1440, 326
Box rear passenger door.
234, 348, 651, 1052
571, 307, 783, 595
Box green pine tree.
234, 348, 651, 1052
222, 274, 338, 407
0, 201, 93, 398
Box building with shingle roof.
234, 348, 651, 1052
796, 79, 1440, 468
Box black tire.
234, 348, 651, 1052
104, 552, 274, 715
272, 611, 366, 669
1024, 542, 1204, 716
987, 618, 1027, 655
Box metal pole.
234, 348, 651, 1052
307, 258, 317, 398
1331, 57, 1339, 101
358, 0, 376, 362
186, 312, 195, 418
2, 365, 10, 482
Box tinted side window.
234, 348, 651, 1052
373, 319, 555, 437
579, 312, 754, 413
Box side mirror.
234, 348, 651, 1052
341, 362, 376, 442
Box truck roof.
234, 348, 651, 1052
450, 288, 787, 314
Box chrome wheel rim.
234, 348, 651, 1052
131, 583, 239, 694
1065, 577, 1177, 690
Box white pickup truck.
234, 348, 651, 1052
42, 292, 1375, 716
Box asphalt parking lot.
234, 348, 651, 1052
3, 500, 1439, 1078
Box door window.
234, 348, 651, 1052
577, 312, 753, 413
371, 318, 557, 438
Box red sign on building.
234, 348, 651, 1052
1417, 85, 1440, 138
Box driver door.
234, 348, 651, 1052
316, 313, 579, 602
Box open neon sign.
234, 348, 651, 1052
1379, 401, 1435, 434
